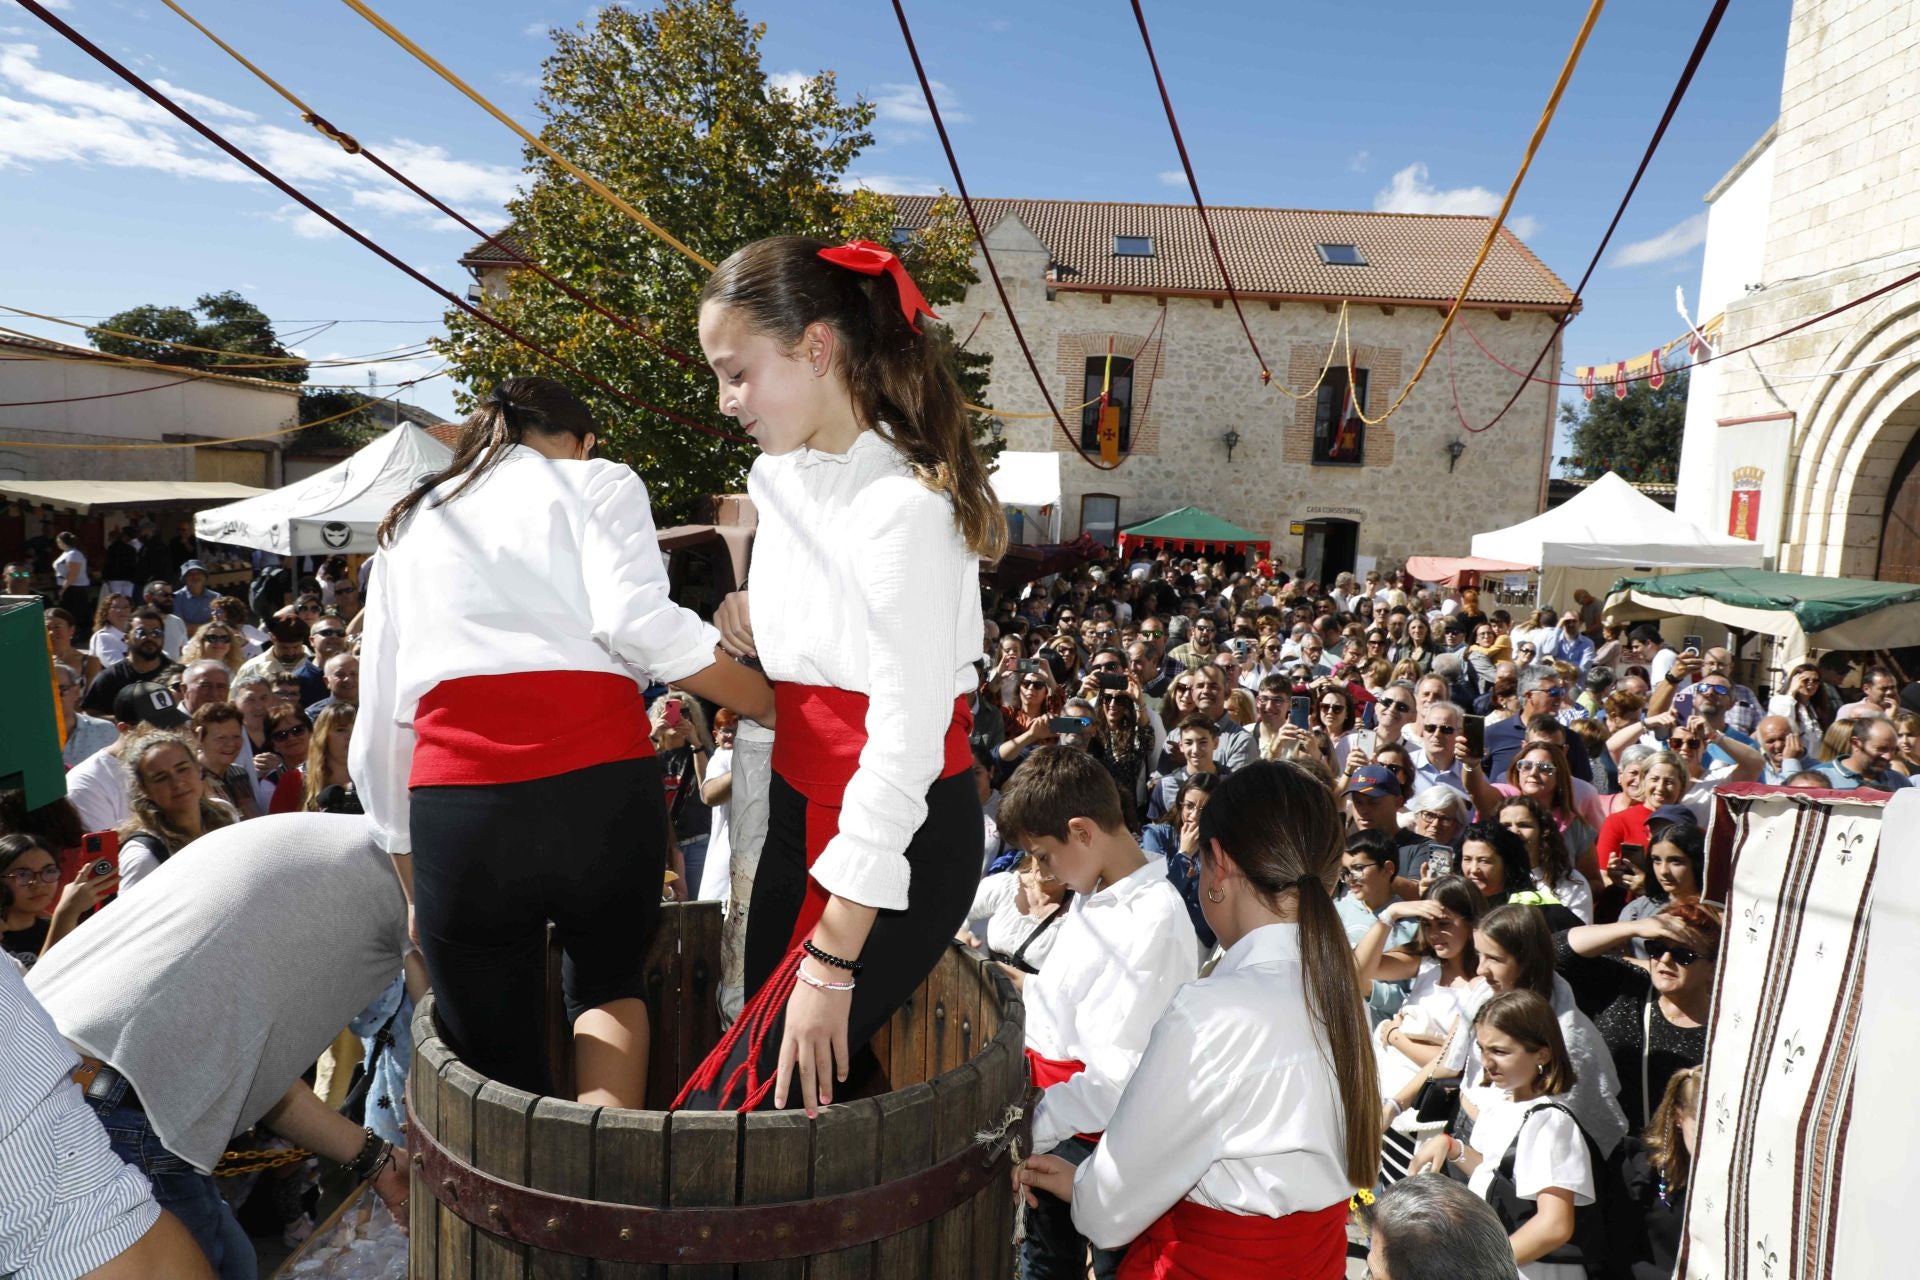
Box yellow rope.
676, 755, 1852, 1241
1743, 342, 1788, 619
1264, 300, 1350, 402
1347, 0, 1604, 427
0, 369, 446, 449
0, 322, 436, 391
336, 0, 715, 272
0, 303, 433, 369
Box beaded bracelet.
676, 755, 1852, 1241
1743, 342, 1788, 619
796, 966, 857, 993
803, 938, 863, 976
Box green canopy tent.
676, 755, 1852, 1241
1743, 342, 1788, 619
1602, 568, 1920, 669
1116, 506, 1270, 559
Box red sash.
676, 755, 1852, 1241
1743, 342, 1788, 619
672, 682, 970, 1112
1025, 1048, 1102, 1142
1118, 1200, 1348, 1280
410, 670, 653, 787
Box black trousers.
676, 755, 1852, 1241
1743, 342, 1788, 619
679, 768, 982, 1109
410, 756, 667, 1097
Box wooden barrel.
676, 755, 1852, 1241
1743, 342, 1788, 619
407, 901, 1029, 1278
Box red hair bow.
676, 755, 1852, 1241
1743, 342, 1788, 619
817, 239, 940, 334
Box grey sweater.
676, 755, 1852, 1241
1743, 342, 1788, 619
28, 813, 408, 1172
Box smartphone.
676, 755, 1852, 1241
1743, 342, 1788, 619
1462, 714, 1486, 760
1048, 715, 1091, 734
662, 699, 684, 728
1426, 848, 1453, 879
1289, 695, 1312, 729
1672, 691, 1696, 723
1614, 842, 1646, 876
1018, 659, 1043, 675
1683, 636, 1703, 655
1094, 672, 1128, 691
58, 831, 119, 899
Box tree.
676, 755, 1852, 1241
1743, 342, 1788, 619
436, 0, 992, 523
87, 291, 309, 384
296, 389, 384, 451
1558, 368, 1687, 482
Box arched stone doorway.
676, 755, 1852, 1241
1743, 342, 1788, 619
1879, 398, 1920, 583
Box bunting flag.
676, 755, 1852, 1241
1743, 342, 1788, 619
1648, 344, 1666, 390
1573, 312, 1724, 393
1580, 367, 1596, 401
1612, 362, 1630, 399
1096, 336, 1120, 466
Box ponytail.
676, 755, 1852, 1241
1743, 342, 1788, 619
700, 236, 1008, 561
377, 376, 595, 547
1199, 761, 1382, 1186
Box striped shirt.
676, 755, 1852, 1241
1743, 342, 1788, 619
0, 960, 159, 1280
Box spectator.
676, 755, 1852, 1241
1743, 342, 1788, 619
1355, 875, 1486, 1109
54, 661, 118, 768
1574, 664, 1614, 719
1347, 764, 1447, 878
180, 619, 244, 676
25, 813, 412, 1277
1836, 664, 1900, 722
139, 580, 189, 660
695, 709, 739, 901
1336, 829, 1418, 1028
1468, 738, 1600, 876
1542, 609, 1594, 671
999, 661, 1063, 764
44, 606, 90, 682
1313, 681, 1362, 772
84, 593, 134, 675
1496, 795, 1595, 924
1894, 709, 1920, 778
1146, 714, 1224, 822
651, 691, 712, 894
1814, 715, 1909, 790
115, 730, 236, 891
961, 851, 1072, 976
52, 530, 92, 624
1088, 679, 1154, 827
1621, 1066, 1701, 1280
1166, 613, 1220, 670
64, 682, 191, 835
1767, 662, 1829, 760
1754, 714, 1806, 784
189, 704, 260, 820
2, 833, 118, 964
1616, 809, 1704, 952
211, 594, 267, 657
171, 560, 215, 628
235, 614, 327, 709
230, 675, 278, 808
1138, 771, 1222, 952
309, 613, 352, 670
302, 703, 358, 814
1455, 820, 1579, 928
1394, 614, 1438, 672
305, 652, 359, 721
1364, 1174, 1520, 1280
1188, 663, 1256, 771
176, 659, 231, 714
1556, 901, 1721, 1129
1407, 785, 1469, 853
1485, 667, 1593, 781
1412, 701, 1469, 795
1594, 751, 1688, 883
1631, 625, 1677, 686
262, 704, 314, 815
80, 607, 171, 717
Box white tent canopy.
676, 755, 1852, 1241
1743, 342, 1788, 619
195, 424, 453, 555
1471, 471, 1767, 570
989, 449, 1062, 546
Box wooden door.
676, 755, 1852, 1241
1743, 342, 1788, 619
1879, 430, 1920, 583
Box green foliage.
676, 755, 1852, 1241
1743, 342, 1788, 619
295, 389, 384, 451
88, 291, 308, 384
1558, 368, 1688, 482
438, 0, 991, 523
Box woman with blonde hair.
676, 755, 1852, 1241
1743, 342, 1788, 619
302, 703, 358, 813
1623, 1065, 1701, 1277
117, 730, 237, 891
86, 591, 134, 672
999, 661, 1064, 764
181, 618, 245, 675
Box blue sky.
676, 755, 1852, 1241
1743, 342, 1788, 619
0, 0, 1792, 449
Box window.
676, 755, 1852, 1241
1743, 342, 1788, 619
1313, 367, 1367, 465
1081, 494, 1121, 548
1080, 355, 1134, 455
1315, 242, 1367, 266
1114, 235, 1154, 257
889, 225, 913, 246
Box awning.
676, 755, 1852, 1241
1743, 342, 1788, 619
1117, 506, 1270, 558
1602, 568, 1920, 666
0, 479, 269, 515
656, 523, 754, 589
194, 424, 452, 555
1404, 555, 1534, 588
1472, 471, 1764, 570
993, 532, 1102, 591
988, 450, 1062, 509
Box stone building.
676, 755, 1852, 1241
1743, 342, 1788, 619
1677, 0, 1920, 582
888, 196, 1571, 581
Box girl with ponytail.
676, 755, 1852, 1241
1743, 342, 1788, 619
1015, 760, 1381, 1278
673, 237, 1002, 1115
354, 375, 774, 1107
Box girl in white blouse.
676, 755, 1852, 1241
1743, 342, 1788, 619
676, 236, 1006, 1115
1412, 990, 1598, 1279
1015, 760, 1381, 1279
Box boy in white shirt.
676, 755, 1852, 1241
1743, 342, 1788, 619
995, 746, 1199, 1280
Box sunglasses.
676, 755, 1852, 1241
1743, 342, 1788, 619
1516, 760, 1558, 775
1424, 723, 1459, 735
1377, 698, 1414, 715
131, 627, 164, 639
270, 725, 310, 743
202, 633, 233, 643
1651, 944, 1701, 967
313, 628, 346, 639
1539, 687, 1567, 699
1670, 736, 1701, 749
1018, 678, 1047, 689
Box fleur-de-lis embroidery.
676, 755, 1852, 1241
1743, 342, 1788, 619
1781, 1032, 1807, 1075
1715, 1095, 1730, 1134
1756, 1235, 1779, 1278
1815, 940, 1827, 961
1833, 822, 1868, 866
1732, 1010, 1745, 1029
1765, 1148, 1775, 1169
1745, 901, 1767, 943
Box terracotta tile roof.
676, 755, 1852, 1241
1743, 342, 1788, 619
0, 332, 303, 394
425, 421, 461, 447
459, 196, 1575, 311
459, 229, 529, 268
888, 196, 1574, 310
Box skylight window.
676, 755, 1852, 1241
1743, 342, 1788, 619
1316, 243, 1368, 266
1114, 235, 1154, 257
889, 226, 912, 245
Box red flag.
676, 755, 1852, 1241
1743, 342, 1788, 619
1648, 346, 1666, 390
1612, 362, 1629, 399
1579, 367, 1595, 401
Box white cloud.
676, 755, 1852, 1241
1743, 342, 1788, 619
522, 21, 549, 37
1373, 161, 1539, 240
839, 171, 944, 197
498, 68, 541, 89
1613, 211, 1709, 268
1156, 169, 1186, 188
986, 18, 1010, 32
151, 78, 256, 122
767, 69, 811, 97
1348, 149, 1370, 173
869, 80, 967, 132
0, 92, 252, 181
267, 204, 340, 241
1506, 214, 1541, 240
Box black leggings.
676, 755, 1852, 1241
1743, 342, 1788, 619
679, 768, 982, 1109
410, 756, 667, 1097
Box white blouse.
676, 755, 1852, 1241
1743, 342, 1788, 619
967, 871, 1068, 973
1464, 1092, 1596, 1280
1025, 859, 1198, 1153
352, 447, 720, 853
1463, 975, 1629, 1157
746, 429, 982, 912
1069, 923, 1357, 1252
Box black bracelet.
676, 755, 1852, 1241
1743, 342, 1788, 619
347, 1127, 388, 1181
803, 938, 863, 977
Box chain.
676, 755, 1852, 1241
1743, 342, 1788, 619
213, 1146, 314, 1177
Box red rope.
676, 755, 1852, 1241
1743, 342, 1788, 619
1129, 0, 1269, 384
671, 942, 806, 1112
16, 0, 749, 447
890, 0, 1124, 472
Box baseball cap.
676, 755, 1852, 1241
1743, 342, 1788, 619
113, 681, 189, 729
1647, 804, 1698, 839
1343, 764, 1403, 799
180, 559, 207, 577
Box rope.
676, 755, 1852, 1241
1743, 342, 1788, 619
891, 0, 1124, 472
1348, 0, 1605, 428
1, 303, 439, 371
1129, 0, 1269, 384
13, 0, 749, 447
334, 0, 715, 272
0, 369, 446, 449
1455, 0, 1730, 433
974, 1102, 1030, 1248
0, 322, 441, 393
155, 0, 700, 372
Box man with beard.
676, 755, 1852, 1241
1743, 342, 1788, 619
81, 608, 170, 716
1186, 663, 1255, 771
140, 579, 189, 660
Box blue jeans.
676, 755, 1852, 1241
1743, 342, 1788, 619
86, 1082, 256, 1280
1019, 1135, 1123, 1280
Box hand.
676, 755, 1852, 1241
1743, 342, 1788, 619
1643, 710, 1679, 733
955, 929, 981, 948
1410, 1135, 1453, 1176
52, 862, 118, 921
714, 590, 755, 658
1013, 1154, 1076, 1209
1345, 746, 1371, 773
1386, 898, 1452, 925
993, 961, 1027, 992
1639, 914, 1694, 946
253, 751, 280, 775
1126, 673, 1145, 705
775, 965, 852, 1116
1670, 655, 1703, 682
371, 1152, 410, 1234
1178, 814, 1202, 855
1028, 719, 1059, 745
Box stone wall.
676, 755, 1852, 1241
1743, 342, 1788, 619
964, 215, 1562, 568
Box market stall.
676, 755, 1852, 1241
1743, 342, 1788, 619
1602, 567, 1920, 671
194, 424, 452, 555
1116, 506, 1270, 561
988, 449, 1062, 547
1403, 554, 1534, 590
